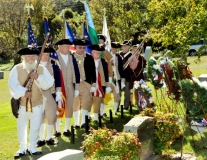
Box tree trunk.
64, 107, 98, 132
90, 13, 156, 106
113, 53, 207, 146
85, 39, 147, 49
13, 54, 21, 66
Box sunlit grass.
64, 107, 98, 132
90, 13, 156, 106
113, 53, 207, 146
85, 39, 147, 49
0, 55, 207, 159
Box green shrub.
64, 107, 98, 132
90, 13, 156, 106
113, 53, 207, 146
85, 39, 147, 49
81, 126, 141, 160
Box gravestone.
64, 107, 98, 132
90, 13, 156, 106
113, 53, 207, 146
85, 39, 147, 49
0, 71, 3, 79
38, 149, 83, 160
124, 116, 159, 160
198, 74, 207, 82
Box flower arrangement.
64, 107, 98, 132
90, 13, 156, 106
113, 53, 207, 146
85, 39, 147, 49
147, 57, 164, 90
180, 77, 207, 119
159, 57, 181, 101
134, 79, 156, 110
81, 126, 141, 160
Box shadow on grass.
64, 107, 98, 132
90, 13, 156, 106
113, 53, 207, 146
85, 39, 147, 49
20, 106, 140, 160
166, 125, 207, 159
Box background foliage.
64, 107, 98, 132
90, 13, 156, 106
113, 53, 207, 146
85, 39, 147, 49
1, 0, 207, 63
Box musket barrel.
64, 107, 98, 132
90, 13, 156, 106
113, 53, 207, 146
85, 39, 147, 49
25, 32, 50, 112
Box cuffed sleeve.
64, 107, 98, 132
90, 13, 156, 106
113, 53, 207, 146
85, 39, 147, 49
35, 67, 54, 90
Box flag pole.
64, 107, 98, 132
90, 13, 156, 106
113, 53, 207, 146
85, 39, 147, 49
62, 9, 66, 39
83, 12, 87, 38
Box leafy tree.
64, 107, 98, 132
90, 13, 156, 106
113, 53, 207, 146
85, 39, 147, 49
0, 0, 27, 64
147, 0, 207, 57
86, 0, 150, 42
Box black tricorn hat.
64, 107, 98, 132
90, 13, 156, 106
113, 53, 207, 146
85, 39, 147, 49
37, 46, 56, 53
88, 44, 105, 51
97, 34, 106, 42
121, 40, 132, 46
73, 39, 90, 46
111, 42, 121, 48
55, 39, 73, 45
17, 47, 40, 55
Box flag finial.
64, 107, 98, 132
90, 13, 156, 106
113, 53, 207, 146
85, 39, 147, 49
103, 8, 106, 16
42, 6, 47, 16
24, 3, 34, 16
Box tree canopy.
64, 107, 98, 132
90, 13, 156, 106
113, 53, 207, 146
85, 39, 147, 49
1, 0, 207, 64
147, 0, 207, 57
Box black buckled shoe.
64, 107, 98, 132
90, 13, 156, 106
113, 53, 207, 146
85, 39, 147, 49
36, 140, 45, 147
123, 107, 129, 110
102, 113, 107, 117
74, 125, 80, 129
46, 138, 58, 145
14, 150, 26, 159
27, 149, 42, 155
53, 131, 61, 138
88, 117, 91, 123
63, 130, 71, 137
81, 123, 86, 128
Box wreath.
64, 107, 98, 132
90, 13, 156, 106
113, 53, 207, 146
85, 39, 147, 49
134, 79, 156, 110
181, 77, 207, 120
159, 57, 181, 101
147, 57, 164, 90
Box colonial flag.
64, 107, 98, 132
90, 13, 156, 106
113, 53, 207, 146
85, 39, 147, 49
27, 17, 38, 47
83, 21, 92, 54
43, 17, 53, 44
43, 18, 66, 118
83, 1, 99, 45
65, 21, 76, 52
102, 8, 111, 53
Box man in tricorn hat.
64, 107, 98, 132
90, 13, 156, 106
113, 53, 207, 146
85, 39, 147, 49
119, 40, 132, 110
54, 39, 80, 137
8, 47, 54, 158
97, 34, 113, 117
110, 42, 125, 114
72, 39, 96, 128
88, 44, 111, 123
36, 46, 62, 147
128, 44, 146, 110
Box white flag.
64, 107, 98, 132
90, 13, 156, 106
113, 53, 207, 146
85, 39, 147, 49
102, 8, 111, 52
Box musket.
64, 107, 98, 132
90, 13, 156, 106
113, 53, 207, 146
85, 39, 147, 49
123, 31, 149, 70
25, 32, 50, 112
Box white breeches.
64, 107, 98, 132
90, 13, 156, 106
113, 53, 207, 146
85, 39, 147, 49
17, 105, 43, 151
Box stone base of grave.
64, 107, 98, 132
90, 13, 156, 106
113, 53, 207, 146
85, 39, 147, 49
124, 116, 159, 160
38, 149, 83, 160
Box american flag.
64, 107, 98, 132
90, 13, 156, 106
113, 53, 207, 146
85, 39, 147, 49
65, 21, 76, 41
65, 21, 76, 52
44, 17, 53, 44
50, 51, 59, 62
27, 17, 38, 48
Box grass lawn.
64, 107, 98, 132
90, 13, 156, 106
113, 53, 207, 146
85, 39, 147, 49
0, 55, 207, 160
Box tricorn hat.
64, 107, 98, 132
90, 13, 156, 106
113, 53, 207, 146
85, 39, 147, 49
121, 40, 132, 46
73, 39, 91, 46
97, 34, 106, 42
55, 39, 73, 45
88, 44, 105, 51
111, 42, 121, 48
17, 47, 40, 55
38, 46, 56, 53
